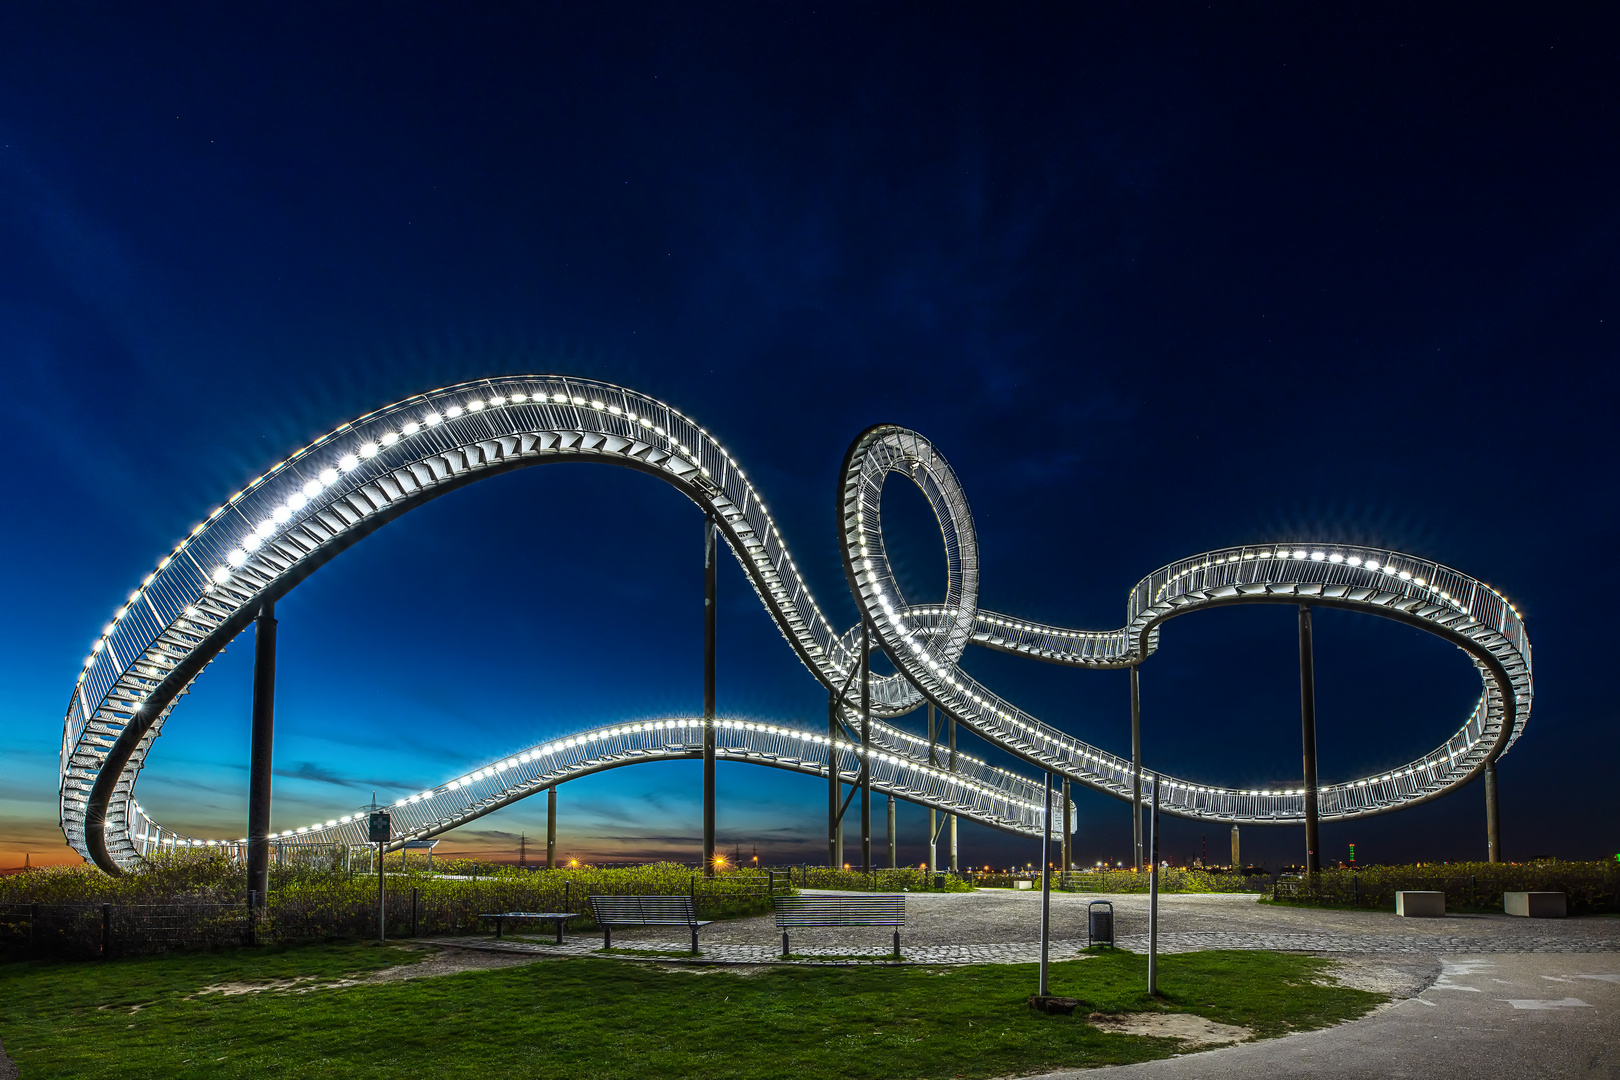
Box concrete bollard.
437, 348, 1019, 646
1504, 891, 1566, 918
1396, 891, 1446, 917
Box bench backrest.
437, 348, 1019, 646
773, 894, 905, 927
587, 895, 699, 926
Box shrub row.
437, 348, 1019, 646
1265, 861, 1620, 913
0, 858, 783, 958
965, 869, 1260, 893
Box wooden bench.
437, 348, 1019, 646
479, 911, 575, 944
586, 895, 711, 951
773, 893, 905, 958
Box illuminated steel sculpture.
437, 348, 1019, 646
59, 378, 1532, 873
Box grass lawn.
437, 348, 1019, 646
0, 944, 1384, 1079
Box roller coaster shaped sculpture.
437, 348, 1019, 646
59, 377, 1532, 873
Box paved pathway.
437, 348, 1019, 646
1038, 952, 1620, 1080
425, 890, 1620, 965
429, 933, 1100, 966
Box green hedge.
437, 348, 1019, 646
1265, 861, 1620, 914
0, 857, 780, 956
789, 866, 973, 892
966, 869, 1259, 893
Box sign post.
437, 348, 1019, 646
368, 802, 391, 942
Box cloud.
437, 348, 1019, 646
273, 761, 424, 791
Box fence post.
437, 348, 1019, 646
412, 887, 420, 938
101, 903, 111, 959
29, 903, 38, 950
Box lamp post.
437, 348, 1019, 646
1039, 772, 1053, 997
1147, 773, 1160, 996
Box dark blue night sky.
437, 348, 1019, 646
2, 5, 1615, 871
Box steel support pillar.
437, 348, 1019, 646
828, 690, 840, 867
246, 600, 277, 910
546, 785, 556, 869
1299, 605, 1321, 874
1061, 778, 1071, 872
703, 514, 717, 876
828, 692, 839, 867
1130, 664, 1142, 872
1485, 759, 1500, 863
927, 702, 938, 874
948, 711, 958, 872
887, 794, 896, 868
860, 620, 872, 874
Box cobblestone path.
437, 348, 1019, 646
423, 889, 1620, 966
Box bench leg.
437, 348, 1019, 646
556, 919, 564, 946
782, 931, 790, 959
893, 930, 900, 960
690, 927, 698, 954
603, 927, 611, 950
495, 917, 503, 940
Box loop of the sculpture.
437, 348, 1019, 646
836, 424, 1528, 826
58, 377, 1531, 872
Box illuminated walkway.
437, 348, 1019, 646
60, 377, 1532, 871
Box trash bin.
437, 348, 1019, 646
933, 872, 946, 890
1087, 900, 1114, 948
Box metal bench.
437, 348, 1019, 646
586, 895, 711, 951
773, 893, 905, 958
479, 911, 575, 944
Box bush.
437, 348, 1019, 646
789, 866, 973, 892
1264, 861, 1620, 914
0, 857, 781, 958
965, 868, 1258, 894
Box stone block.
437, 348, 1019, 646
1396, 890, 1445, 917
1504, 891, 1566, 917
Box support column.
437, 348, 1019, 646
703, 515, 717, 876
246, 600, 277, 910
887, 794, 896, 868
1230, 824, 1240, 869
828, 691, 840, 868
948, 711, 958, 872
1485, 759, 1500, 863
927, 702, 938, 874
1061, 778, 1071, 872
1299, 605, 1321, 874
1131, 664, 1142, 872
546, 785, 557, 870
860, 620, 872, 873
